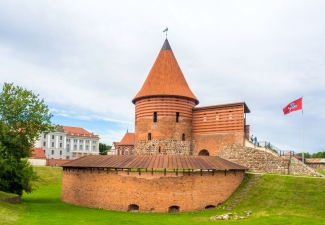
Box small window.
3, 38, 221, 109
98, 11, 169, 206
52, 135, 54, 139
60, 150, 62, 155
74, 145, 77, 150
176, 112, 179, 123
66, 156, 70, 159
60, 143, 62, 148
124, 149, 128, 155
182, 133, 185, 141
148, 133, 151, 140
60, 136, 62, 140
73, 153, 76, 157
131, 149, 135, 155
78, 153, 82, 157
86, 145, 89, 150
51, 150, 54, 155
52, 142, 54, 147
153, 112, 157, 122
80, 145, 83, 150
92, 146, 95, 151
66, 144, 70, 152
43, 142, 46, 147
43, 134, 46, 138
44, 150, 46, 154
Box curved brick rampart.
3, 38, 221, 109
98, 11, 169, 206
218, 143, 322, 176
61, 169, 245, 212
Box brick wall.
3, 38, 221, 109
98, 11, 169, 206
218, 143, 322, 176
193, 132, 245, 156
61, 169, 245, 212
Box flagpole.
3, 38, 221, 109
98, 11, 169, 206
301, 96, 305, 163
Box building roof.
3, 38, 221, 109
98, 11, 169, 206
132, 39, 199, 105
61, 155, 248, 170
194, 102, 251, 113
63, 126, 91, 134
305, 158, 325, 163
117, 132, 134, 146
30, 147, 46, 159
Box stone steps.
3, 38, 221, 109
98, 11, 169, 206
227, 174, 262, 211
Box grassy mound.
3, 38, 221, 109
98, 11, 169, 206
1, 166, 325, 224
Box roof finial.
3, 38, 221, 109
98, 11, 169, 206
127, 128, 128, 133
163, 27, 168, 39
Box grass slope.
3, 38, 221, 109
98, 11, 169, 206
1, 166, 325, 225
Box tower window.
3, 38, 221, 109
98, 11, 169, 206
148, 133, 152, 140
176, 112, 179, 123
153, 112, 157, 122
182, 133, 185, 141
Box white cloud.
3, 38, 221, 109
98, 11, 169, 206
1, 0, 324, 152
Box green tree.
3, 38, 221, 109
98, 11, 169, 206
0, 83, 54, 195
99, 143, 111, 155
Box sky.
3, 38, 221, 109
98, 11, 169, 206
0, 0, 324, 154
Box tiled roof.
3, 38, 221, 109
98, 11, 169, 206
132, 39, 199, 105
61, 155, 248, 170
30, 147, 46, 159
194, 102, 251, 113
117, 132, 134, 146
305, 158, 325, 163
63, 126, 91, 135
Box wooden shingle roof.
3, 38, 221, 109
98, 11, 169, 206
61, 155, 248, 170
132, 39, 199, 105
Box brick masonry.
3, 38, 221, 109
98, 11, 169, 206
193, 132, 245, 156
61, 169, 245, 212
218, 143, 322, 176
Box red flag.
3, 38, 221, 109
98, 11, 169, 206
283, 97, 303, 115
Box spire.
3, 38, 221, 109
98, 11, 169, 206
132, 39, 199, 104
161, 39, 172, 51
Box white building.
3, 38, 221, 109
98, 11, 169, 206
35, 126, 100, 160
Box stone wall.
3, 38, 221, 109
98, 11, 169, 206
61, 169, 245, 212
218, 143, 322, 176
193, 132, 245, 156
305, 163, 325, 170
135, 140, 194, 155
3, 195, 21, 204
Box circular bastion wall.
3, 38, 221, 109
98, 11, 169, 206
61, 168, 245, 212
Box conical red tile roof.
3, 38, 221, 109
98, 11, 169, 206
132, 39, 199, 104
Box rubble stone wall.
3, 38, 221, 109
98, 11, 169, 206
218, 143, 322, 176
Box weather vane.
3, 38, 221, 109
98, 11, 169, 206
163, 27, 168, 38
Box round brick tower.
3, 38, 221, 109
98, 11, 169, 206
132, 39, 199, 155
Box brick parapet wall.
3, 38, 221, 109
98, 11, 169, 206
218, 143, 322, 176
61, 169, 245, 212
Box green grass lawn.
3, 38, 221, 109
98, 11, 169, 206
1, 167, 325, 225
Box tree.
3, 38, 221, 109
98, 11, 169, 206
0, 83, 54, 195
99, 143, 111, 155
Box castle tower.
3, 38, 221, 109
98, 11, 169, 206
132, 39, 198, 155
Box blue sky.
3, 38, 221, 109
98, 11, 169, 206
0, 0, 324, 153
